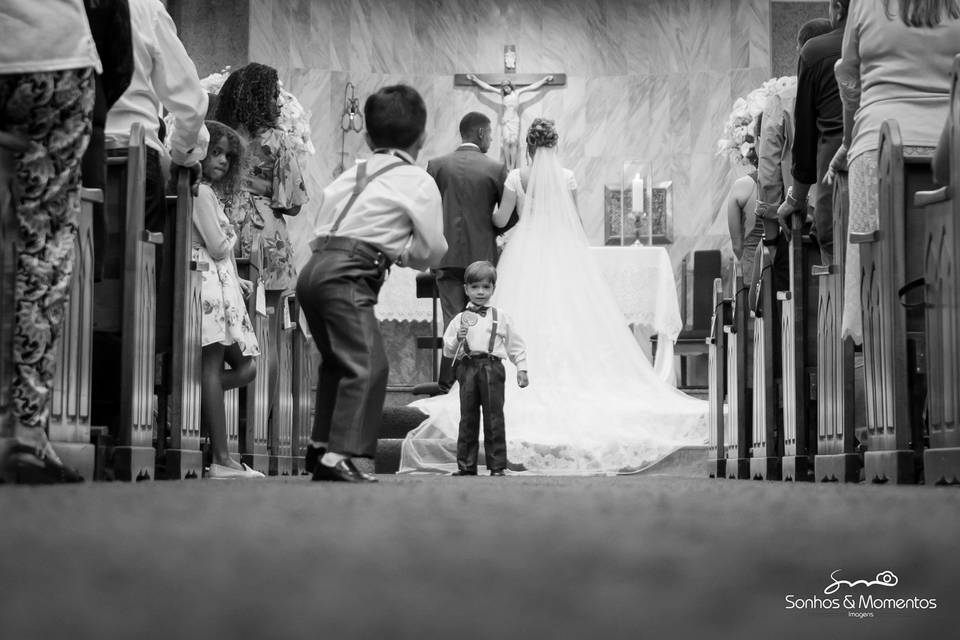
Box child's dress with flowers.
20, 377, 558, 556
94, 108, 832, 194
193, 183, 260, 356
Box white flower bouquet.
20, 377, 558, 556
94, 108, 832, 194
716, 75, 796, 167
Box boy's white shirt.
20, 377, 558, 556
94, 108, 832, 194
443, 308, 527, 371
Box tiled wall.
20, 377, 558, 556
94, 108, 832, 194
234, 0, 774, 278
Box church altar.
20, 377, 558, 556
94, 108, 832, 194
376, 246, 682, 384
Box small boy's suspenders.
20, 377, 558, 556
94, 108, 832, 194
487, 308, 499, 354
328, 159, 405, 234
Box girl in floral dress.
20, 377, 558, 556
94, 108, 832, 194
194, 121, 263, 479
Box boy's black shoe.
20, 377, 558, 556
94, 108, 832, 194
303, 445, 326, 475
312, 458, 377, 483
451, 469, 477, 476
489, 470, 505, 477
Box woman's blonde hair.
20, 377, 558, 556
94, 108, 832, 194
884, 0, 960, 26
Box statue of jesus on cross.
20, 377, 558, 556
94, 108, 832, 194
458, 72, 565, 170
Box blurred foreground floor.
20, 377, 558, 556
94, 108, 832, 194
1, 474, 958, 639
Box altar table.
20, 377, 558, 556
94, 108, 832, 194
375, 246, 682, 384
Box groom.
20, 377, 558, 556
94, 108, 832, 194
427, 112, 507, 392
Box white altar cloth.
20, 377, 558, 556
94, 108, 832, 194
375, 246, 681, 384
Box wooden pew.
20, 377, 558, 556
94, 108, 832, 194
750, 245, 782, 480
814, 172, 861, 482
161, 170, 205, 479
268, 291, 296, 476
850, 121, 934, 484
236, 255, 270, 473
779, 210, 821, 481
916, 57, 960, 485
723, 262, 751, 479
102, 123, 161, 481
707, 278, 730, 478
290, 299, 315, 476
47, 188, 100, 479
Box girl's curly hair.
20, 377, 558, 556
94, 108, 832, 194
526, 118, 559, 149
214, 63, 279, 136
203, 120, 245, 197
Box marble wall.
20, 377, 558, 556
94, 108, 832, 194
227, 0, 774, 279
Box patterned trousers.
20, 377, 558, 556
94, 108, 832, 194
1, 68, 94, 438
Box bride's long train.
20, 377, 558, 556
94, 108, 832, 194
400, 148, 708, 475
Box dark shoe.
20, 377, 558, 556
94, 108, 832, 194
311, 458, 377, 483
303, 445, 326, 475
1, 443, 84, 484
489, 469, 505, 477
451, 469, 477, 476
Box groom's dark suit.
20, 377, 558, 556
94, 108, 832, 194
427, 144, 507, 328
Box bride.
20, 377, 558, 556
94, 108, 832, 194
400, 118, 708, 475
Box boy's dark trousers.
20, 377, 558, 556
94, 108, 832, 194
296, 236, 391, 458
455, 355, 507, 472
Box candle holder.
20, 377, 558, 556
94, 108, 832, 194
620, 161, 652, 246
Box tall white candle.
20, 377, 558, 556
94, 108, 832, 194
631, 173, 643, 214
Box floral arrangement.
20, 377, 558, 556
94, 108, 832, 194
716, 75, 797, 167
164, 66, 315, 157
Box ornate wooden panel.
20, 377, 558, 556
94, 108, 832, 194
920, 58, 960, 484
269, 291, 295, 476
291, 301, 315, 476
50, 189, 97, 445
851, 121, 932, 483
723, 263, 751, 479
107, 124, 158, 481
238, 256, 270, 473
164, 171, 204, 479
707, 277, 729, 478
814, 173, 860, 482
750, 245, 782, 480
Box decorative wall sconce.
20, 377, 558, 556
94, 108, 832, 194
335, 81, 363, 177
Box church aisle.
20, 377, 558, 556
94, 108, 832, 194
1, 475, 957, 638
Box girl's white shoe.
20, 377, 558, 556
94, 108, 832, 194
206, 462, 265, 479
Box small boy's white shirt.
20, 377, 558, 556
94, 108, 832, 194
442, 307, 527, 371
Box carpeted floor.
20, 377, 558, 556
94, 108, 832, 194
1, 474, 958, 639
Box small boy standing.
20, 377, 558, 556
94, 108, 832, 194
297, 84, 447, 483
444, 261, 529, 476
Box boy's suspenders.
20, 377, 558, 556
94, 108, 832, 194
328, 159, 405, 234
487, 308, 499, 354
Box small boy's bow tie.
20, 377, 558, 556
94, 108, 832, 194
467, 304, 489, 316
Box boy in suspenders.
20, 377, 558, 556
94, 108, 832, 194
444, 261, 528, 476
296, 85, 447, 483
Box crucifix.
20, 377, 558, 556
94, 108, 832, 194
456, 47, 566, 170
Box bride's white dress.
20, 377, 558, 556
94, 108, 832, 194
399, 147, 707, 475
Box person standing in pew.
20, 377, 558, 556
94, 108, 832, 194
0, 0, 101, 483
93, 0, 209, 433
295, 84, 447, 483
775, 0, 848, 267
193, 121, 263, 479
827, 0, 960, 343
756, 18, 834, 291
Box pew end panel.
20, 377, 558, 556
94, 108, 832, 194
268, 290, 296, 477
919, 56, 960, 485
855, 120, 933, 484
723, 262, 752, 479
291, 298, 315, 476
162, 170, 204, 479
750, 246, 783, 481
46, 188, 100, 480
814, 172, 861, 482
236, 256, 270, 474
103, 123, 157, 482
707, 278, 730, 478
